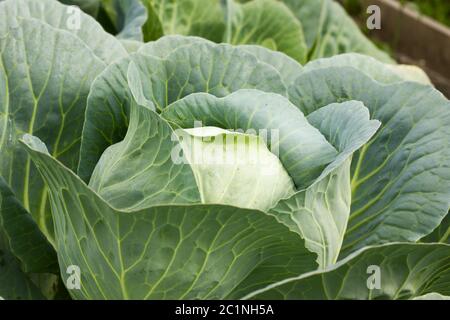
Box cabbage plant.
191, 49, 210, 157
0, 0, 450, 300
59, 0, 393, 63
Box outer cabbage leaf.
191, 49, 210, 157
108, 0, 148, 41
269, 101, 380, 268
281, 0, 392, 62
138, 36, 303, 87
0, 0, 127, 64
0, 16, 109, 243
150, 0, 226, 42
140, 0, 164, 42
88, 102, 201, 210
21, 134, 317, 299
0, 177, 57, 274
289, 67, 450, 257
245, 243, 450, 300
0, 177, 62, 300
239, 45, 303, 86
303, 53, 430, 85
101, 0, 162, 42
225, 0, 308, 64
138, 35, 210, 58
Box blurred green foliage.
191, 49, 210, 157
343, 0, 450, 27
400, 0, 450, 27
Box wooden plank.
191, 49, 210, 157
339, 0, 450, 97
